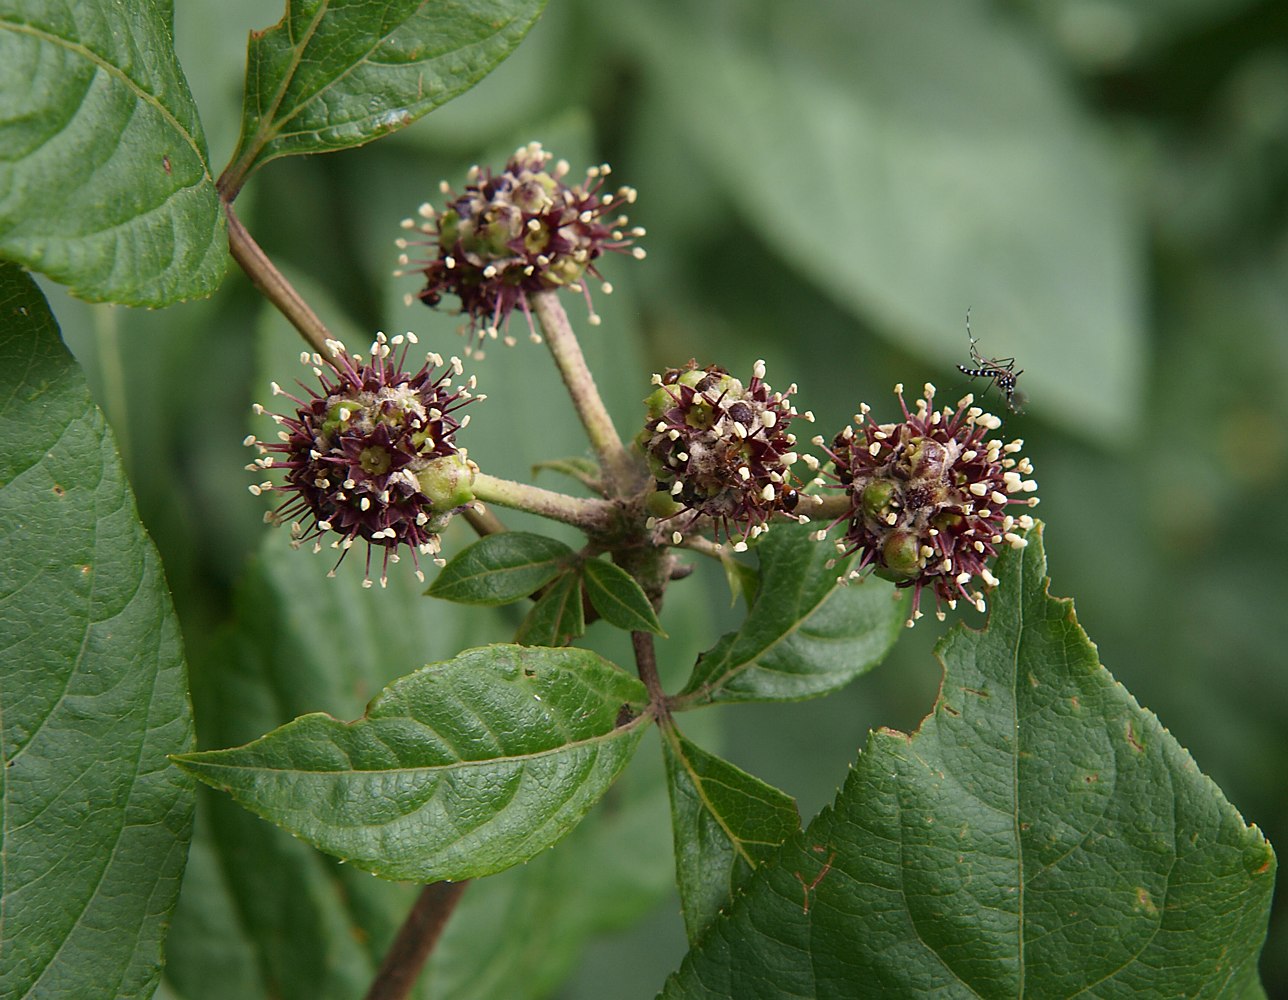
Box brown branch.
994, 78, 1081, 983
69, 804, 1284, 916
224, 201, 335, 359
631, 630, 669, 724
364, 880, 469, 1000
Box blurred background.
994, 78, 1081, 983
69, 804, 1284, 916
44, 0, 1288, 995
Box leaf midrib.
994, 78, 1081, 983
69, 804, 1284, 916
240, 1, 527, 162
665, 728, 759, 870
176, 713, 650, 777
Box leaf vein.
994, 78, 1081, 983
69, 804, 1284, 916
0, 18, 211, 185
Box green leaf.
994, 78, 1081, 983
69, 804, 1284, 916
0, 264, 194, 996
0, 1, 226, 304
428, 531, 574, 605
223, 0, 548, 191
677, 523, 905, 705
173, 644, 649, 882
662, 525, 1276, 998
583, 557, 666, 636
662, 727, 799, 944
164, 529, 672, 1000
515, 569, 586, 647
531, 455, 604, 493
628, 0, 1144, 442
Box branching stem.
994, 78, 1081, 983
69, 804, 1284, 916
363, 880, 469, 1000
531, 291, 642, 496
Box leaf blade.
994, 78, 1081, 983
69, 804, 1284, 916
663, 525, 1276, 998
428, 531, 574, 605
678, 523, 904, 705
173, 644, 648, 882
662, 728, 800, 944
0, 1, 226, 304
582, 558, 665, 635
226, 0, 547, 185
629, 1, 1144, 442
514, 570, 586, 647
0, 263, 195, 997
164, 524, 672, 1000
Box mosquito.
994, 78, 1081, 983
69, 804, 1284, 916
957, 309, 1025, 412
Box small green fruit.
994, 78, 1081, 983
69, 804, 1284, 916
875, 530, 923, 582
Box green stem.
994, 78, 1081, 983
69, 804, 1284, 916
472, 472, 618, 533
530, 291, 642, 496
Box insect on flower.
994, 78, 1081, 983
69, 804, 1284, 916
956, 309, 1025, 413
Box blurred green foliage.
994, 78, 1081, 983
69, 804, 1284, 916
48, 0, 1287, 994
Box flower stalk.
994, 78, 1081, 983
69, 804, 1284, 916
531, 290, 642, 495
472, 471, 619, 533
225, 202, 334, 360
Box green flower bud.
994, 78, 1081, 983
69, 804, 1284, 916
416, 453, 477, 514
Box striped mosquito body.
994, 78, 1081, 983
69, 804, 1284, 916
957, 309, 1024, 412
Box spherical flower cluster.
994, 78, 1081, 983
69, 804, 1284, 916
396, 141, 645, 354
814, 383, 1038, 626
246, 333, 481, 587
639, 360, 814, 549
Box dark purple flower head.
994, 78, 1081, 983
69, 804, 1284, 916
639, 360, 814, 549
813, 383, 1037, 626
246, 332, 481, 587
396, 141, 645, 356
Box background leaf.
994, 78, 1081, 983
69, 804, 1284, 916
620, 0, 1145, 443
0, 264, 194, 996
662, 525, 1276, 998
531, 455, 604, 493
223, 0, 548, 190
583, 557, 665, 635
661, 726, 799, 944
0, 0, 226, 304
677, 523, 905, 705
174, 644, 648, 882
29, 0, 1285, 990
515, 569, 586, 646
428, 530, 574, 605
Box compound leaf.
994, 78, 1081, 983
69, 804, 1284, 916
677, 523, 904, 705
173, 644, 648, 882
0, 263, 194, 997
0, 0, 226, 304
663, 525, 1276, 998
